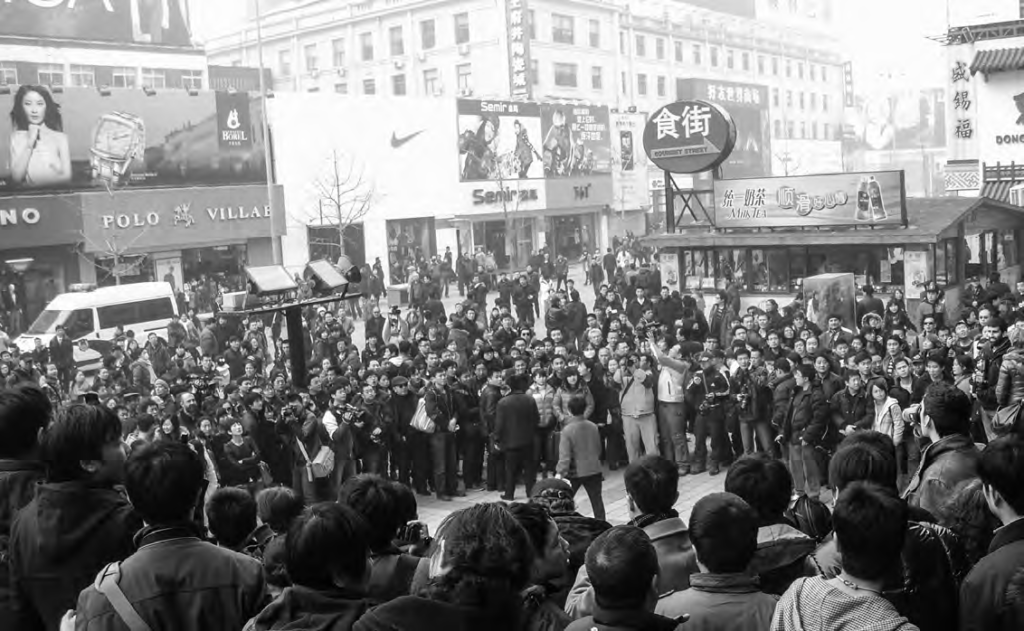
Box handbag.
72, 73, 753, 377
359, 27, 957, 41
296, 439, 335, 481
992, 399, 1024, 435
409, 398, 436, 433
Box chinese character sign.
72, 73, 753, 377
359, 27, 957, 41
678, 78, 771, 177
642, 99, 736, 174
506, 0, 533, 100
712, 171, 906, 228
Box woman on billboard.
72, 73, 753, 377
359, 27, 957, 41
8, 85, 71, 188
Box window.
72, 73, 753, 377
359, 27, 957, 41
786, 120, 794, 138
786, 90, 792, 108
620, 31, 626, 54
389, 26, 404, 56
456, 63, 471, 91
822, 94, 830, 112
392, 74, 406, 95
37, 63, 65, 86
454, 12, 470, 44
823, 123, 831, 139
674, 41, 683, 62
528, 9, 535, 39
420, 20, 435, 50
531, 59, 539, 85
332, 38, 346, 66
112, 67, 136, 88
554, 63, 577, 87
726, 49, 734, 69
771, 57, 779, 75
772, 88, 779, 107
98, 298, 174, 330
64, 309, 95, 340
742, 51, 750, 71
798, 62, 804, 79
710, 47, 719, 67
656, 37, 665, 60
812, 122, 818, 139
591, 66, 602, 90
363, 78, 376, 95
423, 68, 439, 94
810, 64, 816, 81
181, 69, 202, 90
757, 55, 765, 74
279, 49, 292, 76
70, 65, 95, 87
361, 33, 374, 61
552, 14, 574, 44
304, 44, 319, 72
635, 34, 646, 57
637, 73, 647, 96
821, 66, 828, 81
335, 82, 348, 94
799, 121, 806, 138
657, 75, 665, 97
621, 70, 627, 94
799, 92, 805, 110
0, 62, 17, 85
692, 44, 702, 64
589, 19, 600, 48
773, 119, 782, 137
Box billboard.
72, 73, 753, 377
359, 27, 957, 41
457, 99, 544, 181
676, 79, 771, 178
975, 72, 1024, 164
610, 112, 650, 210
0, 86, 268, 193
712, 170, 907, 228
0, 0, 193, 47
843, 89, 946, 153
539, 103, 612, 177
947, 0, 1020, 27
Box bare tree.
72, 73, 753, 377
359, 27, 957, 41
75, 230, 151, 286
301, 150, 376, 263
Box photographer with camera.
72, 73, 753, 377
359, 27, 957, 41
615, 349, 657, 464
649, 331, 692, 476
284, 392, 331, 504
686, 350, 732, 476
383, 307, 410, 346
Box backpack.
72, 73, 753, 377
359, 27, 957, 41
787, 495, 833, 544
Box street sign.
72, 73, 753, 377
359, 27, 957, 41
642, 100, 737, 174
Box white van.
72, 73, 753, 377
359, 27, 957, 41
15, 282, 179, 373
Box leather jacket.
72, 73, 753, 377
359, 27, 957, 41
995, 347, 1024, 408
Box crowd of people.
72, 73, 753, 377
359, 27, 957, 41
1, 249, 1024, 631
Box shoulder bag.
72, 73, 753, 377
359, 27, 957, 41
95, 562, 153, 631
409, 397, 436, 433
296, 436, 335, 481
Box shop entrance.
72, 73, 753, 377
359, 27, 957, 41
550, 213, 595, 261
474, 221, 509, 268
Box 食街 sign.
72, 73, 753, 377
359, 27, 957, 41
0, 0, 193, 47
712, 170, 907, 228
505, 0, 533, 100
79, 184, 285, 252
643, 100, 736, 174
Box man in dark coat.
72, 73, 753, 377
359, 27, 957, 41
856, 284, 885, 324
494, 373, 540, 501
48, 324, 74, 392
9, 404, 143, 631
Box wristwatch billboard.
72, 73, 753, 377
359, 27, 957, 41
90, 112, 147, 187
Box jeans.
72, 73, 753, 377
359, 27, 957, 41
487, 440, 506, 491
601, 410, 628, 467
409, 431, 432, 493
390, 437, 411, 487
787, 442, 822, 498
571, 473, 605, 521
292, 466, 330, 504
692, 407, 729, 472
332, 458, 357, 501
535, 425, 558, 474
740, 419, 777, 457
656, 402, 690, 470
430, 432, 458, 497
504, 446, 537, 499
459, 423, 486, 487
623, 413, 659, 464
360, 449, 383, 475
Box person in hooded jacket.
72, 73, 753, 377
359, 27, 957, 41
529, 478, 611, 578
9, 403, 143, 631
995, 322, 1024, 430
353, 503, 535, 631
0, 384, 52, 625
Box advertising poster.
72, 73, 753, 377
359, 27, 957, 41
713, 170, 907, 228
659, 251, 680, 292
610, 112, 650, 210
677, 78, 770, 178
539, 103, 612, 177
0, 0, 193, 47
0, 86, 267, 193
904, 250, 931, 299
457, 99, 543, 182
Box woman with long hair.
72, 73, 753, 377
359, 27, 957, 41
8, 85, 71, 188
354, 503, 535, 631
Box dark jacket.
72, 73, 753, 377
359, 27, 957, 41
902, 433, 980, 520
76, 526, 267, 631
249, 585, 370, 631
785, 386, 829, 446
979, 337, 1011, 410
423, 385, 457, 434
829, 388, 873, 433
565, 605, 683, 631
550, 510, 611, 576
354, 595, 522, 631
813, 519, 964, 631
747, 522, 818, 596
655, 573, 779, 631
0, 460, 46, 624
48, 335, 74, 369
959, 518, 1024, 631
495, 392, 540, 450
9, 481, 143, 631
996, 348, 1024, 408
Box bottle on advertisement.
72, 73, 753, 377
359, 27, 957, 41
856, 177, 871, 221
869, 176, 887, 221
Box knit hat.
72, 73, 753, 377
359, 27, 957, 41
530, 477, 573, 501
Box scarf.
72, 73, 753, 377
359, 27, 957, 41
628, 509, 679, 530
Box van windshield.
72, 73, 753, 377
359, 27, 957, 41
25, 310, 66, 335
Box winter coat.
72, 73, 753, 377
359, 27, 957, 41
199, 324, 220, 357
770, 576, 917, 631
871, 396, 905, 446
0, 459, 46, 624
248, 585, 369, 631
902, 433, 980, 520
657, 573, 779, 631
995, 347, 1024, 408
354, 595, 523, 631
748, 522, 818, 596
829, 388, 873, 434
527, 383, 557, 429
784, 386, 829, 446
549, 510, 610, 576
553, 383, 595, 426
557, 416, 602, 479
958, 518, 1024, 631
495, 392, 540, 450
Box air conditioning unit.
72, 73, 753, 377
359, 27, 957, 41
458, 43, 470, 56
394, 60, 405, 70
336, 68, 346, 77
459, 88, 474, 97
1011, 184, 1024, 208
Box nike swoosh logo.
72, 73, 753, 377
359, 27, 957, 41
391, 130, 425, 148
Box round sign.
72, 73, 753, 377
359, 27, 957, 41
642, 100, 737, 174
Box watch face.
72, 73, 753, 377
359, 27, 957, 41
94, 119, 135, 157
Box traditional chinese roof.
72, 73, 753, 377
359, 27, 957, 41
982, 180, 1019, 203
644, 196, 1024, 248
970, 47, 1024, 76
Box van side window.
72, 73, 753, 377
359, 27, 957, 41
137, 297, 176, 322
64, 309, 95, 339
98, 298, 175, 330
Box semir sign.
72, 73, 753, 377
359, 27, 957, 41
472, 187, 539, 205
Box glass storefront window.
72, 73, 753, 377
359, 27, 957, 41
999, 230, 1016, 270
766, 250, 789, 292
788, 247, 807, 292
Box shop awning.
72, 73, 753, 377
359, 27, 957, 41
982, 180, 1023, 203
970, 47, 1024, 76
643, 196, 1022, 249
